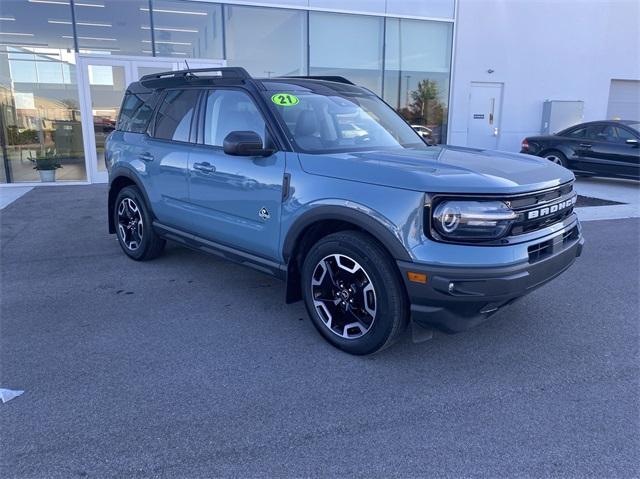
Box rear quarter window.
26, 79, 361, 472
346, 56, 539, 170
117, 90, 159, 133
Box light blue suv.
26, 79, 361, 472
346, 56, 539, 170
106, 68, 583, 355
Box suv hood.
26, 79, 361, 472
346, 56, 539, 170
297, 145, 574, 194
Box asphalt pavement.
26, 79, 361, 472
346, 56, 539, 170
1, 185, 639, 478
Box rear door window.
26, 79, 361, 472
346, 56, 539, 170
565, 127, 586, 138
153, 89, 200, 143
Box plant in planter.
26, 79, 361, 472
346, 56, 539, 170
29, 148, 63, 182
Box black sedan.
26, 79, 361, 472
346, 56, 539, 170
521, 120, 639, 180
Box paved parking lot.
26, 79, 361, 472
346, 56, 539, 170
1, 185, 639, 478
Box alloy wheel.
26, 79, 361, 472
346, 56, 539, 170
311, 254, 377, 339
545, 154, 563, 165
117, 197, 143, 251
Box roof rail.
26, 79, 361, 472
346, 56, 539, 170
139, 67, 252, 88
278, 75, 355, 85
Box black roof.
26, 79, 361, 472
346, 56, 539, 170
130, 66, 369, 95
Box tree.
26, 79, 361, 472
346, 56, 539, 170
408, 79, 445, 126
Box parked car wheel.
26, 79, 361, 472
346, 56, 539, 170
543, 151, 567, 167
301, 231, 408, 355
114, 186, 165, 261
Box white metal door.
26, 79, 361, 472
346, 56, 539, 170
467, 82, 503, 150
607, 79, 640, 121
77, 55, 224, 183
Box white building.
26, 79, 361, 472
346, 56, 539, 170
449, 0, 640, 151
0, 0, 638, 185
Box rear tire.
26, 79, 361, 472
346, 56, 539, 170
114, 186, 165, 261
301, 231, 408, 355
543, 151, 567, 167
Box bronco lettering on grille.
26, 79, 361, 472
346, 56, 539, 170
527, 195, 576, 220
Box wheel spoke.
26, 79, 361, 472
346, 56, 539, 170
324, 259, 339, 287
314, 295, 339, 304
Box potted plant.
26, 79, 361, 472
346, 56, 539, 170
29, 148, 62, 182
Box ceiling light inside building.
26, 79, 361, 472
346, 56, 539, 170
140, 7, 206, 16
0, 32, 35, 36
62, 35, 116, 41
49, 19, 112, 27
142, 40, 192, 46
29, 0, 104, 6
141, 26, 198, 33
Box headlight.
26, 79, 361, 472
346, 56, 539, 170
432, 200, 517, 241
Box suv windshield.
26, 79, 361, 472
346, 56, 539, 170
265, 87, 427, 153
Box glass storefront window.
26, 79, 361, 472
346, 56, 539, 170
383, 18, 453, 144
224, 5, 306, 78
75, 0, 152, 56
0, 0, 85, 183
87, 64, 126, 172
309, 12, 384, 95
150, 0, 223, 59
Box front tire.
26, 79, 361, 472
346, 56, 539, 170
301, 231, 408, 355
114, 186, 165, 261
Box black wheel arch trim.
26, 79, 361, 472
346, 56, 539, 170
282, 205, 412, 263
108, 166, 152, 234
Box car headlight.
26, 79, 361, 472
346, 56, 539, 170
432, 200, 517, 241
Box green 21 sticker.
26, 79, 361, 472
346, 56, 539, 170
271, 93, 299, 106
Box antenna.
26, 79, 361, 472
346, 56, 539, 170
183, 60, 198, 78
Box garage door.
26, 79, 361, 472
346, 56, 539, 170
607, 80, 640, 120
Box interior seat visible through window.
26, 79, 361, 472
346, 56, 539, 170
295, 110, 323, 150
203, 90, 266, 147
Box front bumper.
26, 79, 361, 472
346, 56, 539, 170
397, 222, 584, 333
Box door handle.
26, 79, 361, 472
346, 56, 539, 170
193, 161, 216, 174
138, 152, 154, 162
579, 143, 592, 148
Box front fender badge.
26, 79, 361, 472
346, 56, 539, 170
259, 207, 270, 220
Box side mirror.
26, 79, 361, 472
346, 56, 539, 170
626, 138, 639, 146
223, 131, 273, 157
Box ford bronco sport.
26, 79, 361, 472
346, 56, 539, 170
106, 67, 584, 355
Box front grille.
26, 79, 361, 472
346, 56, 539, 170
508, 182, 576, 236
425, 181, 578, 245
528, 225, 580, 263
